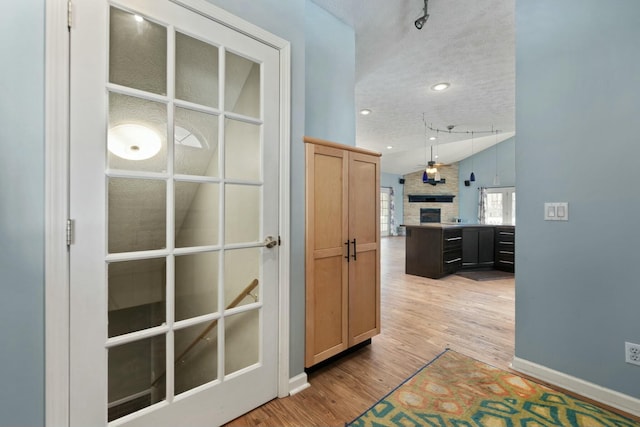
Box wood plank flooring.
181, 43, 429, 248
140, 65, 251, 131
226, 236, 638, 426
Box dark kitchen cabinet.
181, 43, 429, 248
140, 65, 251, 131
494, 226, 515, 272
405, 224, 515, 279
462, 227, 495, 269
405, 226, 462, 279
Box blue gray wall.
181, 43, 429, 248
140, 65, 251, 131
457, 137, 516, 223
516, 0, 640, 397
381, 172, 404, 232
305, 1, 356, 145
0, 1, 45, 426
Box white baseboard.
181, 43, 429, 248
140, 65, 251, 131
288, 373, 311, 396
511, 356, 640, 418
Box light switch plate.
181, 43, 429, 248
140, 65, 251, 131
545, 202, 569, 221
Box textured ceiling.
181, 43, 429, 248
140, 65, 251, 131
311, 0, 515, 174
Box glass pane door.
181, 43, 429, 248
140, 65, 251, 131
380, 188, 390, 237
69, 1, 281, 425
484, 187, 516, 225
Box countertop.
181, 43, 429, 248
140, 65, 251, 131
403, 223, 514, 229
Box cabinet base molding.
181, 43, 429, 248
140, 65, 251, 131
511, 356, 640, 417
305, 339, 372, 373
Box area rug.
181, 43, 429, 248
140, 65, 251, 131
347, 349, 639, 427
455, 270, 514, 281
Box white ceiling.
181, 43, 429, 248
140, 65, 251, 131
311, 0, 515, 175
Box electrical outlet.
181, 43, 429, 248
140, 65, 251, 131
625, 342, 640, 366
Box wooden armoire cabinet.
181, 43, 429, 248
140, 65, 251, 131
304, 136, 381, 368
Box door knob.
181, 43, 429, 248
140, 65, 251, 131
263, 236, 278, 249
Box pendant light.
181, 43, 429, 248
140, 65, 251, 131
422, 118, 440, 183
426, 146, 438, 180
422, 118, 430, 183
469, 131, 476, 182
422, 128, 429, 182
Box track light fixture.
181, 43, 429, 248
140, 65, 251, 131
415, 0, 429, 30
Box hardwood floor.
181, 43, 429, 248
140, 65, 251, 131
226, 236, 638, 426
227, 236, 515, 426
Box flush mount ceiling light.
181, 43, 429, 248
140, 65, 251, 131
414, 0, 430, 30
431, 82, 450, 91
360, 109, 372, 115
108, 124, 161, 160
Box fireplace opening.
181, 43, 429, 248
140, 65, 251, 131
420, 208, 441, 223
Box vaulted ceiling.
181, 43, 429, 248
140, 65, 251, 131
311, 0, 515, 174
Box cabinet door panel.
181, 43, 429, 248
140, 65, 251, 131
349, 250, 379, 344
312, 256, 348, 355
349, 153, 378, 245
478, 229, 495, 264
305, 143, 349, 367
462, 228, 479, 265
348, 152, 380, 345
313, 152, 347, 250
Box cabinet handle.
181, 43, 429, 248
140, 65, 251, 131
499, 250, 514, 255
498, 241, 514, 245
446, 236, 462, 241
344, 240, 350, 262
352, 238, 357, 261
445, 257, 462, 264
499, 231, 515, 236
499, 260, 514, 265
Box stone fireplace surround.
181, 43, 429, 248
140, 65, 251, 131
403, 164, 459, 226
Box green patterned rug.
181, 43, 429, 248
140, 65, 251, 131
347, 349, 639, 427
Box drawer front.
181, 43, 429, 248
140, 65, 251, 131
443, 249, 462, 273
443, 229, 463, 251
495, 240, 515, 251
495, 258, 515, 271
495, 227, 515, 243
496, 251, 514, 263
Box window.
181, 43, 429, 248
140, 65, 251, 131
482, 187, 515, 225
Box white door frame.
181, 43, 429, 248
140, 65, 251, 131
44, 1, 291, 425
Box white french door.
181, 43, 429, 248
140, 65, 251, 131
483, 187, 516, 225
380, 187, 391, 237
69, 1, 281, 425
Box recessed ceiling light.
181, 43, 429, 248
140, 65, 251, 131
386, 146, 393, 150
134, 14, 144, 23
429, 136, 437, 141
431, 82, 450, 91
108, 124, 161, 160
360, 109, 372, 115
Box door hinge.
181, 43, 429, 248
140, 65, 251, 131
278, 236, 282, 246
67, 0, 73, 29
66, 219, 75, 246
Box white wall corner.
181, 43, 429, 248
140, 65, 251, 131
288, 373, 311, 396
511, 356, 640, 418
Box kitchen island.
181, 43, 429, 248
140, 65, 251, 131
405, 224, 515, 279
